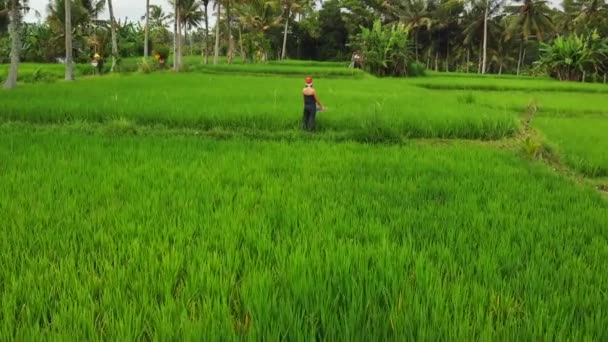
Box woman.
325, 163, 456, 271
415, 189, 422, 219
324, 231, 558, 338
302, 77, 325, 131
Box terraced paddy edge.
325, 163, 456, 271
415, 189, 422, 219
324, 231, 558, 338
535, 117, 608, 177
1, 128, 607, 339
0, 59, 360, 83
0, 73, 518, 140
410, 75, 608, 93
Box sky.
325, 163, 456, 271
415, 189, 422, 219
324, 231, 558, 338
24, 0, 168, 23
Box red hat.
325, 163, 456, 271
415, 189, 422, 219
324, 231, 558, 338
305, 77, 313, 85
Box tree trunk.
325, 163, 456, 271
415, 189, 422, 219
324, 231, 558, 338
445, 44, 449, 72
481, 0, 488, 74
65, 0, 74, 80
227, 0, 233, 64
108, 0, 118, 72
434, 51, 438, 72
281, 7, 290, 60
516, 41, 523, 76
521, 46, 527, 74
189, 26, 193, 56
214, 2, 220, 65
204, 1, 209, 64
175, 4, 182, 71
144, 0, 150, 58
415, 30, 419, 62
499, 63, 503, 75
4, 0, 20, 89
466, 48, 470, 73
604, 73, 606, 84
173, 0, 178, 70
238, 24, 245, 60
178, 11, 183, 67
478, 43, 482, 74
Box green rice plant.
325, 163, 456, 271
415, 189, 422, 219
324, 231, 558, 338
0, 73, 518, 140
409, 73, 608, 93
0, 127, 607, 339
535, 116, 608, 177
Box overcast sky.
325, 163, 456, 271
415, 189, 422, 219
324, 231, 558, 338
24, 0, 168, 23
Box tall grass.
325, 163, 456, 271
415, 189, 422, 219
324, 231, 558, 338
535, 117, 608, 177
409, 74, 608, 93
0, 73, 518, 140
0, 58, 358, 83
1, 127, 607, 339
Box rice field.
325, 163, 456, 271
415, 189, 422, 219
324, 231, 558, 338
1, 61, 607, 339
0, 73, 518, 140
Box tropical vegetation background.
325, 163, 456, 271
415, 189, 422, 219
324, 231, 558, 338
1, 0, 608, 86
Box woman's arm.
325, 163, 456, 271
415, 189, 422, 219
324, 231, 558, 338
313, 91, 324, 108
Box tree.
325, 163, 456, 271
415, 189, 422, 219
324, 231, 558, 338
383, 0, 433, 62
144, 0, 150, 58
177, 0, 203, 56
213, 0, 220, 64
3, 0, 23, 89
65, 0, 73, 80
354, 19, 417, 76
506, 0, 554, 74
280, 0, 302, 60
202, 0, 210, 63
108, 0, 118, 72
463, 0, 504, 73
318, 0, 348, 60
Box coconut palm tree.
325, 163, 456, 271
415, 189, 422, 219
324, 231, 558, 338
506, 0, 554, 74
149, 4, 170, 29
574, 0, 608, 34
280, 0, 303, 60
202, 0, 210, 63
213, 0, 220, 64
384, 0, 433, 62
144, 0, 150, 58
236, 0, 281, 61
2, 0, 24, 88
177, 0, 203, 56
463, 0, 505, 73
108, 0, 118, 72
65, 0, 74, 80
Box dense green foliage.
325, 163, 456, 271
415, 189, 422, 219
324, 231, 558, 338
538, 32, 608, 81
1, 0, 608, 78
355, 20, 420, 77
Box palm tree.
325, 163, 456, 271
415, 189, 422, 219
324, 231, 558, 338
506, 0, 554, 75
172, 0, 181, 71
214, 0, 220, 64
384, 0, 433, 62
574, 0, 608, 32
482, 0, 488, 74
3, 0, 23, 89
202, 0, 210, 63
177, 0, 203, 56
144, 0, 150, 58
65, 0, 74, 80
149, 5, 170, 29
225, 0, 234, 63
108, 0, 118, 72
280, 0, 302, 60
236, 0, 281, 61
463, 0, 504, 73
